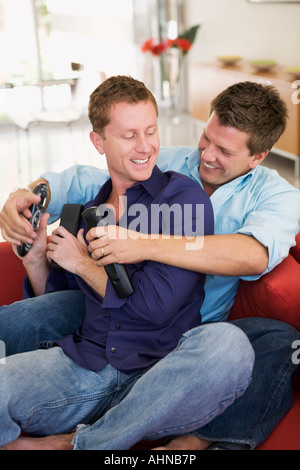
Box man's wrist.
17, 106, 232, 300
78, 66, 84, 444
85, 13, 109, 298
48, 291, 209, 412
23, 255, 49, 271
74, 256, 96, 278
147, 238, 161, 263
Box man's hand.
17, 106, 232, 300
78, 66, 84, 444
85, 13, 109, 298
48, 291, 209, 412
47, 227, 108, 298
46, 227, 90, 274
0, 179, 50, 245
14, 212, 51, 297
87, 225, 148, 266
13, 212, 50, 262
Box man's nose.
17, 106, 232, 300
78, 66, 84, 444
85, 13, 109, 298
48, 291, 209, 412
201, 144, 216, 162
136, 135, 151, 153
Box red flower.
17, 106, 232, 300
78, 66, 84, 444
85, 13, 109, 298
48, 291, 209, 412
153, 42, 168, 56
175, 38, 192, 52
141, 39, 168, 56
141, 25, 199, 56
141, 39, 154, 53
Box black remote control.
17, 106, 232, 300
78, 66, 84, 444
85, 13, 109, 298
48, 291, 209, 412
82, 206, 134, 298
17, 183, 48, 257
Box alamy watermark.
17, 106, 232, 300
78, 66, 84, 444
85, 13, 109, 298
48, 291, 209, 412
0, 340, 6, 365
94, 198, 206, 251
292, 80, 300, 105
292, 340, 300, 365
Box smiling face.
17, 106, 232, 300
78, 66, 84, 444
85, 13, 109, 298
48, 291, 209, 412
90, 100, 160, 195
198, 113, 268, 196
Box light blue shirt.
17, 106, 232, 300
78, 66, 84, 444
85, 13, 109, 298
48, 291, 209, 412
42, 146, 300, 323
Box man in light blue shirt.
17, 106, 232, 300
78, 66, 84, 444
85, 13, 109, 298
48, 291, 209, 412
41, 144, 300, 325
1, 81, 300, 450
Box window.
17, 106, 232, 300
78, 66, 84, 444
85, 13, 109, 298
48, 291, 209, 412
0, 0, 136, 84
0, 0, 38, 84
0, 0, 136, 115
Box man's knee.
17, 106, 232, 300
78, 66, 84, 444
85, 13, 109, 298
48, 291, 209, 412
179, 322, 255, 381
209, 322, 255, 374
230, 317, 300, 352
0, 291, 85, 356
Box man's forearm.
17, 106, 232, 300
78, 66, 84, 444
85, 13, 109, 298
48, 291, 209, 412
23, 258, 50, 296
146, 234, 269, 277
75, 258, 108, 299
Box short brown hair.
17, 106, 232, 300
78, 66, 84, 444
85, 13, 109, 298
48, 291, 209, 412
88, 75, 158, 137
210, 81, 288, 154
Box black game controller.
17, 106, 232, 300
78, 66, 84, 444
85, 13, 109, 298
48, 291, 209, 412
82, 206, 134, 298
50, 204, 83, 270
17, 183, 48, 257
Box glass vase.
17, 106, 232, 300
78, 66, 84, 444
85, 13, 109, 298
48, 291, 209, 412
159, 48, 182, 117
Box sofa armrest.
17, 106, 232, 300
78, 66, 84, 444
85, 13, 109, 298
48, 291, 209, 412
229, 232, 300, 330
0, 242, 26, 305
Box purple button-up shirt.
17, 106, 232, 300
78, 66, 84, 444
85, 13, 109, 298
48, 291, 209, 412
26, 167, 214, 373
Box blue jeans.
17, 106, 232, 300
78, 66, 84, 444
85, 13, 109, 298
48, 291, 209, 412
0, 291, 85, 356
0, 346, 147, 447
0, 292, 254, 450
1, 292, 299, 449
196, 317, 300, 449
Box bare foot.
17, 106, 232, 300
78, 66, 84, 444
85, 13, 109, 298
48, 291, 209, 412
1, 433, 75, 450
152, 435, 213, 451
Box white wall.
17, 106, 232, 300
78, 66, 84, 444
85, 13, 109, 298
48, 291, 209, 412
185, 0, 300, 67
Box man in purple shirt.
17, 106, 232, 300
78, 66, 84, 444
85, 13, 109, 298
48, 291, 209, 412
38, 166, 212, 374
0, 76, 253, 450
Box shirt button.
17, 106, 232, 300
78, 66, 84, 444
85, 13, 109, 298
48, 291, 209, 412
111, 347, 117, 353
115, 324, 121, 330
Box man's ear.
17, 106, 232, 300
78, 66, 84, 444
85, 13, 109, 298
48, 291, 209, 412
249, 150, 269, 169
90, 131, 105, 154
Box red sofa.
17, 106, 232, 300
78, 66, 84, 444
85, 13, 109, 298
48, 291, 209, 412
1, 233, 300, 450
229, 231, 300, 450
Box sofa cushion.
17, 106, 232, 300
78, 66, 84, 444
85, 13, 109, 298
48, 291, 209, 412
0, 242, 26, 305
229, 254, 300, 330
256, 391, 300, 450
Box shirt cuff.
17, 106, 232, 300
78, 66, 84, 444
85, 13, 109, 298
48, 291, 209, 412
236, 227, 273, 281
101, 280, 128, 309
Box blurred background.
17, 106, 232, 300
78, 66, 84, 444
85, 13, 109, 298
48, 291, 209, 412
0, 0, 299, 210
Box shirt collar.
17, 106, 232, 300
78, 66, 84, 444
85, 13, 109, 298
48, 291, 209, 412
136, 165, 168, 199
222, 167, 256, 192
91, 179, 112, 207
187, 148, 201, 171
185, 149, 202, 185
